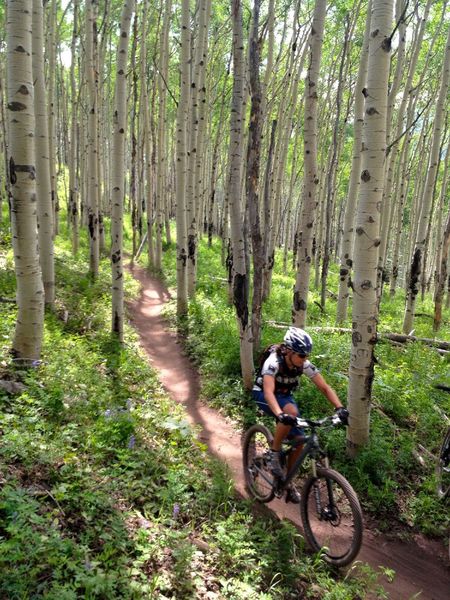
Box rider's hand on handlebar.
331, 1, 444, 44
277, 412, 297, 426
335, 406, 349, 426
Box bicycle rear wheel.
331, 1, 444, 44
300, 467, 363, 567
437, 428, 450, 499
242, 424, 276, 503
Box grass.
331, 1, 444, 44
0, 208, 389, 598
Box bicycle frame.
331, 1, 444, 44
277, 418, 333, 492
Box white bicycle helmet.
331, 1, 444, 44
283, 327, 313, 356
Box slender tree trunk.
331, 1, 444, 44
32, 0, 55, 309
111, 0, 134, 341
402, 26, 450, 334
347, 0, 393, 455
320, 15, 350, 310
292, 0, 326, 326
85, 0, 100, 277
247, 0, 264, 352
155, 0, 172, 268
7, 0, 45, 360
129, 13, 138, 258
176, 0, 190, 318
46, 0, 58, 236
69, 0, 79, 255
229, 0, 253, 389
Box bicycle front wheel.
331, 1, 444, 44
437, 428, 450, 499
300, 467, 363, 567
242, 424, 276, 503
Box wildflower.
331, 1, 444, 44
128, 434, 136, 449
84, 559, 93, 571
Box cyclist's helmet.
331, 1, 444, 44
283, 327, 313, 356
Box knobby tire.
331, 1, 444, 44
300, 467, 363, 567
242, 424, 276, 503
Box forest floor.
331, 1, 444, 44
127, 263, 450, 600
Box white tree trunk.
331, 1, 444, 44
176, 0, 190, 318
292, 0, 326, 327
68, 0, 79, 255
347, 0, 393, 454
155, 0, 173, 270
336, 2, 371, 323
85, 0, 100, 277
229, 0, 253, 389
111, 0, 134, 342
46, 0, 58, 236
32, 0, 55, 309
7, 0, 44, 360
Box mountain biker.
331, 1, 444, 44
252, 326, 349, 503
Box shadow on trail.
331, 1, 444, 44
126, 264, 216, 449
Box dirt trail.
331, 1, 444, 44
127, 264, 450, 600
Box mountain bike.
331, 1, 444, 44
242, 413, 363, 567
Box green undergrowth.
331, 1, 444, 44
0, 218, 387, 598
155, 232, 450, 541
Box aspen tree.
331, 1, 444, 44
347, 0, 394, 454
46, 0, 58, 235
229, 0, 253, 388
7, 0, 44, 359
207, 63, 229, 246
144, 82, 156, 269
336, 3, 371, 323
69, 0, 79, 254
403, 26, 450, 334
176, 0, 190, 318
32, 0, 55, 309
186, 0, 210, 296
85, 0, 100, 277
193, 0, 211, 245
246, 0, 264, 352
155, 0, 172, 269
320, 13, 352, 311
129, 12, 139, 259
292, 0, 326, 327
111, 0, 134, 342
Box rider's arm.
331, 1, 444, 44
263, 374, 283, 418
311, 373, 343, 409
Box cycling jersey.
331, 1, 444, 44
253, 347, 319, 395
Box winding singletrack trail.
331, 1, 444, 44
127, 264, 450, 600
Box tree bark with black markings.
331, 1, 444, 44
228, 0, 253, 389
347, 0, 393, 454
111, 0, 134, 341
7, 0, 44, 360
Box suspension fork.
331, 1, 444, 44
311, 456, 333, 517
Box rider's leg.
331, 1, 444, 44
287, 438, 303, 472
